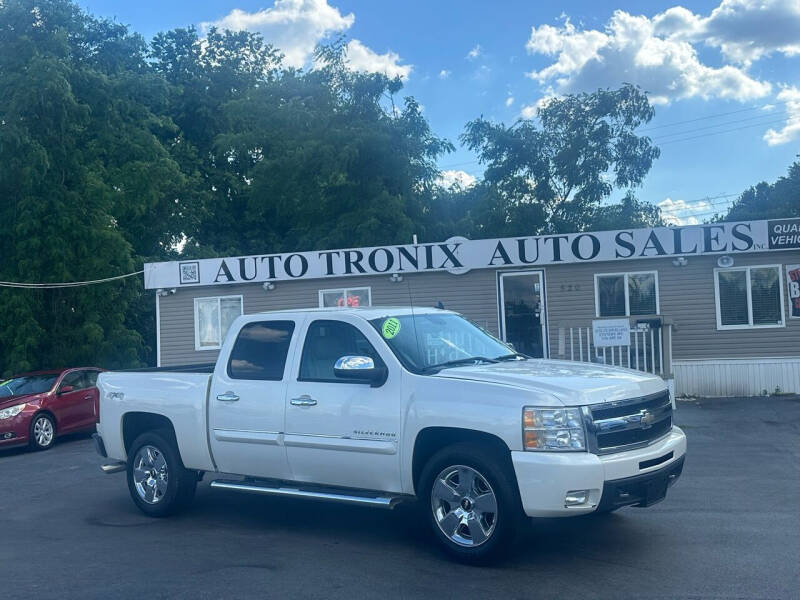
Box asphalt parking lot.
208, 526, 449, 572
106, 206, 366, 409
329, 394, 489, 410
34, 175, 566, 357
1, 396, 798, 600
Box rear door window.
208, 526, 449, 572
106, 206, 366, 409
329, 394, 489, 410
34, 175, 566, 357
84, 371, 99, 387
227, 321, 296, 381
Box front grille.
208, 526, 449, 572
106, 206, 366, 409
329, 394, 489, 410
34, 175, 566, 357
587, 391, 672, 454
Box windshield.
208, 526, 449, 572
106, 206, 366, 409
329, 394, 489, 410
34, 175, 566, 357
0, 375, 59, 398
368, 313, 517, 373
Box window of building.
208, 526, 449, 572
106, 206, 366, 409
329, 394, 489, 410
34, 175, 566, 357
318, 287, 371, 308
194, 295, 243, 350
299, 320, 383, 382
715, 265, 784, 329
595, 272, 659, 317
228, 321, 296, 380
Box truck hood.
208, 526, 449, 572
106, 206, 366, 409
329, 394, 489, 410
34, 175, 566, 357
432, 359, 666, 406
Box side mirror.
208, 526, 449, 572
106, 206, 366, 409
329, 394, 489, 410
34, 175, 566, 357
59, 385, 74, 394
334, 356, 387, 387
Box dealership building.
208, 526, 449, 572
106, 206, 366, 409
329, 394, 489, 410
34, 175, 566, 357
145, 217, 800, 397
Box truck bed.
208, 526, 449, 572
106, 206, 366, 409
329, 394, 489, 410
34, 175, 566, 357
97, 369, 215, 471
118, 363, 215, 373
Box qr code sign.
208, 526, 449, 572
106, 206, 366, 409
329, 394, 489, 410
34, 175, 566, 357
179, 261, 200, 284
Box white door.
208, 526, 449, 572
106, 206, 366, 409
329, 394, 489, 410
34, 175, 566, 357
208, 318, 300, 479
284, 316, 403, 493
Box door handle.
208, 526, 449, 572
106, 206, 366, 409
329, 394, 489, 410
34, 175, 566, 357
82, 395, 92, 401
290, 395, 317, 407
216, 391, 240, 402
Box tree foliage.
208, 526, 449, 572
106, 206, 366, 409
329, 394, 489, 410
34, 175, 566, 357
6, 0, 757, 375
0, 0, 191, 373
460, 85, 660, 235
721, 159, 800, 222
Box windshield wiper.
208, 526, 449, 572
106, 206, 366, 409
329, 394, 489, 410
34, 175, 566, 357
496, 353, 529, 361
422, 356, 499, 373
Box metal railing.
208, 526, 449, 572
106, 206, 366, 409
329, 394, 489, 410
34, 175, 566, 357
557, 319, 672, 377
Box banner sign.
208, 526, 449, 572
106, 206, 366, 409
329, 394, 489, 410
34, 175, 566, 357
787, 264, 800, 319
144, 218, 800, 289
592, 319, 631, 347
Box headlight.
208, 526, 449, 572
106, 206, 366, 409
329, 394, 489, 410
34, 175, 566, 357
523, 407, 586, 451
0, 404, 26, 420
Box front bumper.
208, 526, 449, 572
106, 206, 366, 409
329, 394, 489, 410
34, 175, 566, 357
0, 411, 33, 448
511, 426, 686, 517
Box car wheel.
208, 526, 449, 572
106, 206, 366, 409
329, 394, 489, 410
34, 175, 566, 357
126, 430, 197, 518
29, 414, 56, 451
419, 442, 525, 564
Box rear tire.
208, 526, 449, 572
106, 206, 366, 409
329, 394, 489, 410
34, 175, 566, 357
126, 430, 196, 517
419, 443, 525, 564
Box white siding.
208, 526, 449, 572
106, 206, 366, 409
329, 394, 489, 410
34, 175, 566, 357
673, 358, 800, 397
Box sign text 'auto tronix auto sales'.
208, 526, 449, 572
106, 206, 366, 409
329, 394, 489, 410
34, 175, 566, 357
144, 218, 800, 289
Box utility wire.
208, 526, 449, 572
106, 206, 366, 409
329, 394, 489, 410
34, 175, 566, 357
0, 270, 144, 289
638, 98, 794, 132
649, 111, 789, 141
658, 116, 793, 146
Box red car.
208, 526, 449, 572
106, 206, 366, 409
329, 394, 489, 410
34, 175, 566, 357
0, 368, 103, 451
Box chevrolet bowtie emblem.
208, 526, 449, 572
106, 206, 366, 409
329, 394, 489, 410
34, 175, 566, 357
639, 409, 655, 429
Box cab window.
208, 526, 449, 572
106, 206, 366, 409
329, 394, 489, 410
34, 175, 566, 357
228, 321, 296, 381
299, 320, 383, 382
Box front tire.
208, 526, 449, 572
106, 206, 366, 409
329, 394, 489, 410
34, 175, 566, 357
126, 430, 197, 517
419, 443, 524, 564
29, 414, 56, 451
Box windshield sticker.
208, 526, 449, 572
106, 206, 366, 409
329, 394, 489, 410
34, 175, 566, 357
381, 317, 401, 339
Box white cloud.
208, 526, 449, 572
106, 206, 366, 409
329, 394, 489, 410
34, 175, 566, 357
763, 86, 800, 145
525, 8, 773, 105
472, 64, 491, 82
437, 169, 477, 189
520, 95, 558, 119
657, 197, 713, 225
202, 0, 354, 68
655, 0, 800, 65
202, 0, 411, 79
467, 44, 482, 59
345, 40, 412, 80
505, 96, 514, 107
439, 69, 451, 79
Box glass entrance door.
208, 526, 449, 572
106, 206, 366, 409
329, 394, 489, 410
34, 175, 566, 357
499, 271, 547, 358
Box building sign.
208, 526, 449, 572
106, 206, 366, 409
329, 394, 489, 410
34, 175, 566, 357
768, 219, 800, 250
592, 319, 631, 347
144, 218, 800, 289
787, 264, 800, 319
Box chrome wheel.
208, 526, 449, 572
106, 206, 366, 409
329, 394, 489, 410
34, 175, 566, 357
132, 445, 169, 505
33, 416, 54, 447
431, 465, 498, 547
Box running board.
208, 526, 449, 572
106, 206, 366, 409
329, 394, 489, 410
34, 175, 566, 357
100, 461, 126, 474
210, 479, 406, 509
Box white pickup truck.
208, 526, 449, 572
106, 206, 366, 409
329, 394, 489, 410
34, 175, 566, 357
95, 307, 686, 562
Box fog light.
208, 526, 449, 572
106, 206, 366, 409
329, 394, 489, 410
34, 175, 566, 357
565, 490, 590, 507
2, 432, 15, 440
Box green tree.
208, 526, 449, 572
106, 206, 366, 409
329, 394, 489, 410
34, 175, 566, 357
0, 0, 191, 373
151, 36, 454, 256
722, 159, 800, 221
461, 85, 660, 236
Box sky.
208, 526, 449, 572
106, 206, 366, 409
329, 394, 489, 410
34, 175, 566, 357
78, 0, 800, 226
